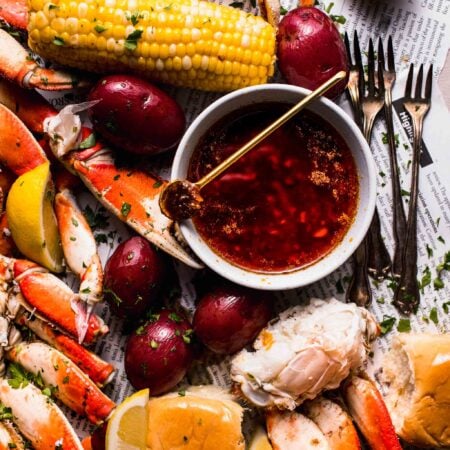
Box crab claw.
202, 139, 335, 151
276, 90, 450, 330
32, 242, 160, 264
303, 397, 361, 449
0, 378, 83, 449
267, 410, 329, 450
343, 376, 402, 450
7, 342, 115, 425
0, 29, 92, 90
14, 265, 108, 344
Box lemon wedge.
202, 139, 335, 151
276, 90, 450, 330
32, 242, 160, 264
106, 389, 149, 450
6, 161, 63, 272
249, 425, 273, 450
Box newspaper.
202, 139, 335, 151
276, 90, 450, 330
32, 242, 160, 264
31, 0, 450, 445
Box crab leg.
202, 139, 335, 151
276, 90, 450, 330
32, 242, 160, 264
0, 378, 83, 449
55, 188, 103, 306
0, 29, 91, 90
7, 342, 115, 424
343, 376, 402, 450
13, 262, 108, 344
304, 397, 361, 449
0, 79, 57, 133
0, 0, 27, 30
47, 104, 203, 269
14, 311, 115, 386
0, 421, 26, 450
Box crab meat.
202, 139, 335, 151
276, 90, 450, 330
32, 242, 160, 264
231, 298, 379, 409
267, 410, 329, 450
303, 397, 361, 449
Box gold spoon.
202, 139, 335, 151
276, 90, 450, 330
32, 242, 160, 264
159, 70, 347, 221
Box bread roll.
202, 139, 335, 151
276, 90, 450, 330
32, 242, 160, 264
146, 385, 244, 450
382, 333, 450, 447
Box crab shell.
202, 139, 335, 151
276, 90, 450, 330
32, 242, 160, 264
230, 298, 379, 410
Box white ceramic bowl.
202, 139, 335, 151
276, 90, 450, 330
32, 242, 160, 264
172, 84, 376, 290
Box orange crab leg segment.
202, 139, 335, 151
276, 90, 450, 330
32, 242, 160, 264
0, 0, 28, 29
343, 376, 402, 450
0, 103, 47, 175
0, 79, 58, 134
7, 342, 116, 425
0, 29, 92, 90
0, 379, 84, 450
15, 311, 115, 386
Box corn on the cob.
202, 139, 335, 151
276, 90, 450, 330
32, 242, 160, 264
27, 0, 276, 92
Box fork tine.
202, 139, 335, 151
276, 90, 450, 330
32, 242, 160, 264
387, 36, 395, 72
344, 32, 353, 65
405, 64, 414, 98
378, 39, 385, 71
353, 31, 365, 94
377, 54, 385, 96
367, 38, 376, 96
425, 64, 433, 100
415, 64, 424, 99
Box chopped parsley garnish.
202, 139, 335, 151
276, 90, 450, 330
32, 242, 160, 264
169, 312, 182, 323
153, 180, 163, 189
79, 133, 96, 149
397, 318, 411, 332
53, 36, 65, 46
429, 307, 439, 324
229, 1, 244, 7
426, 244, 433, 258
121, 202, 132, 217
419, 266, 431, 293
438, 235, 446, 244
150, 340, 159, 349
83, 205, 109, 230
380, 315, 396, 335
124, 29, 143, 51
94, 24, 108, 33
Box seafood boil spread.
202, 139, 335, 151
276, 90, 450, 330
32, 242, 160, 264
0, 0, 448, 448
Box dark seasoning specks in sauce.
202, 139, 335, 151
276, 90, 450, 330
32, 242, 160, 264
188, 103, 359, 273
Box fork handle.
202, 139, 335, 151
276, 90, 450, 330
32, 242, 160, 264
346, 239, 371, 306
394, 118, 423, 314
367, 209, 392, 280
385, 95, 408, 278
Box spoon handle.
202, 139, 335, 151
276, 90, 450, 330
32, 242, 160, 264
195, 71, 347, 189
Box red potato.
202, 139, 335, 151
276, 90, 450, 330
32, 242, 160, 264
88, 75, 186, 155
193, 284, 274, 355
125, 310, 194, 395
277, 7, 349, 98
104, 236, 167, 319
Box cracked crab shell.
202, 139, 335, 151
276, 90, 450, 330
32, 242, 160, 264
230, 298, 379, 410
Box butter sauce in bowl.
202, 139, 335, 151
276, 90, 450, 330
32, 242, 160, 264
172, 84, 376, 290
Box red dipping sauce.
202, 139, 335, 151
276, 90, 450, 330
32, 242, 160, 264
188, 103, 359, 273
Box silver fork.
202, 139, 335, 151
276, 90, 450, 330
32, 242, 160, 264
345, 37, 391, 305
394, 64, 432, 314
378, 37, 408, 279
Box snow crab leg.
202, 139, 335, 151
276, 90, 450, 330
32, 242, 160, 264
14, 310, 114, 387
0, 28, 92, 90
343, 376, 402, 450
7, 341, 115, 425
0, 378, 84, 449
